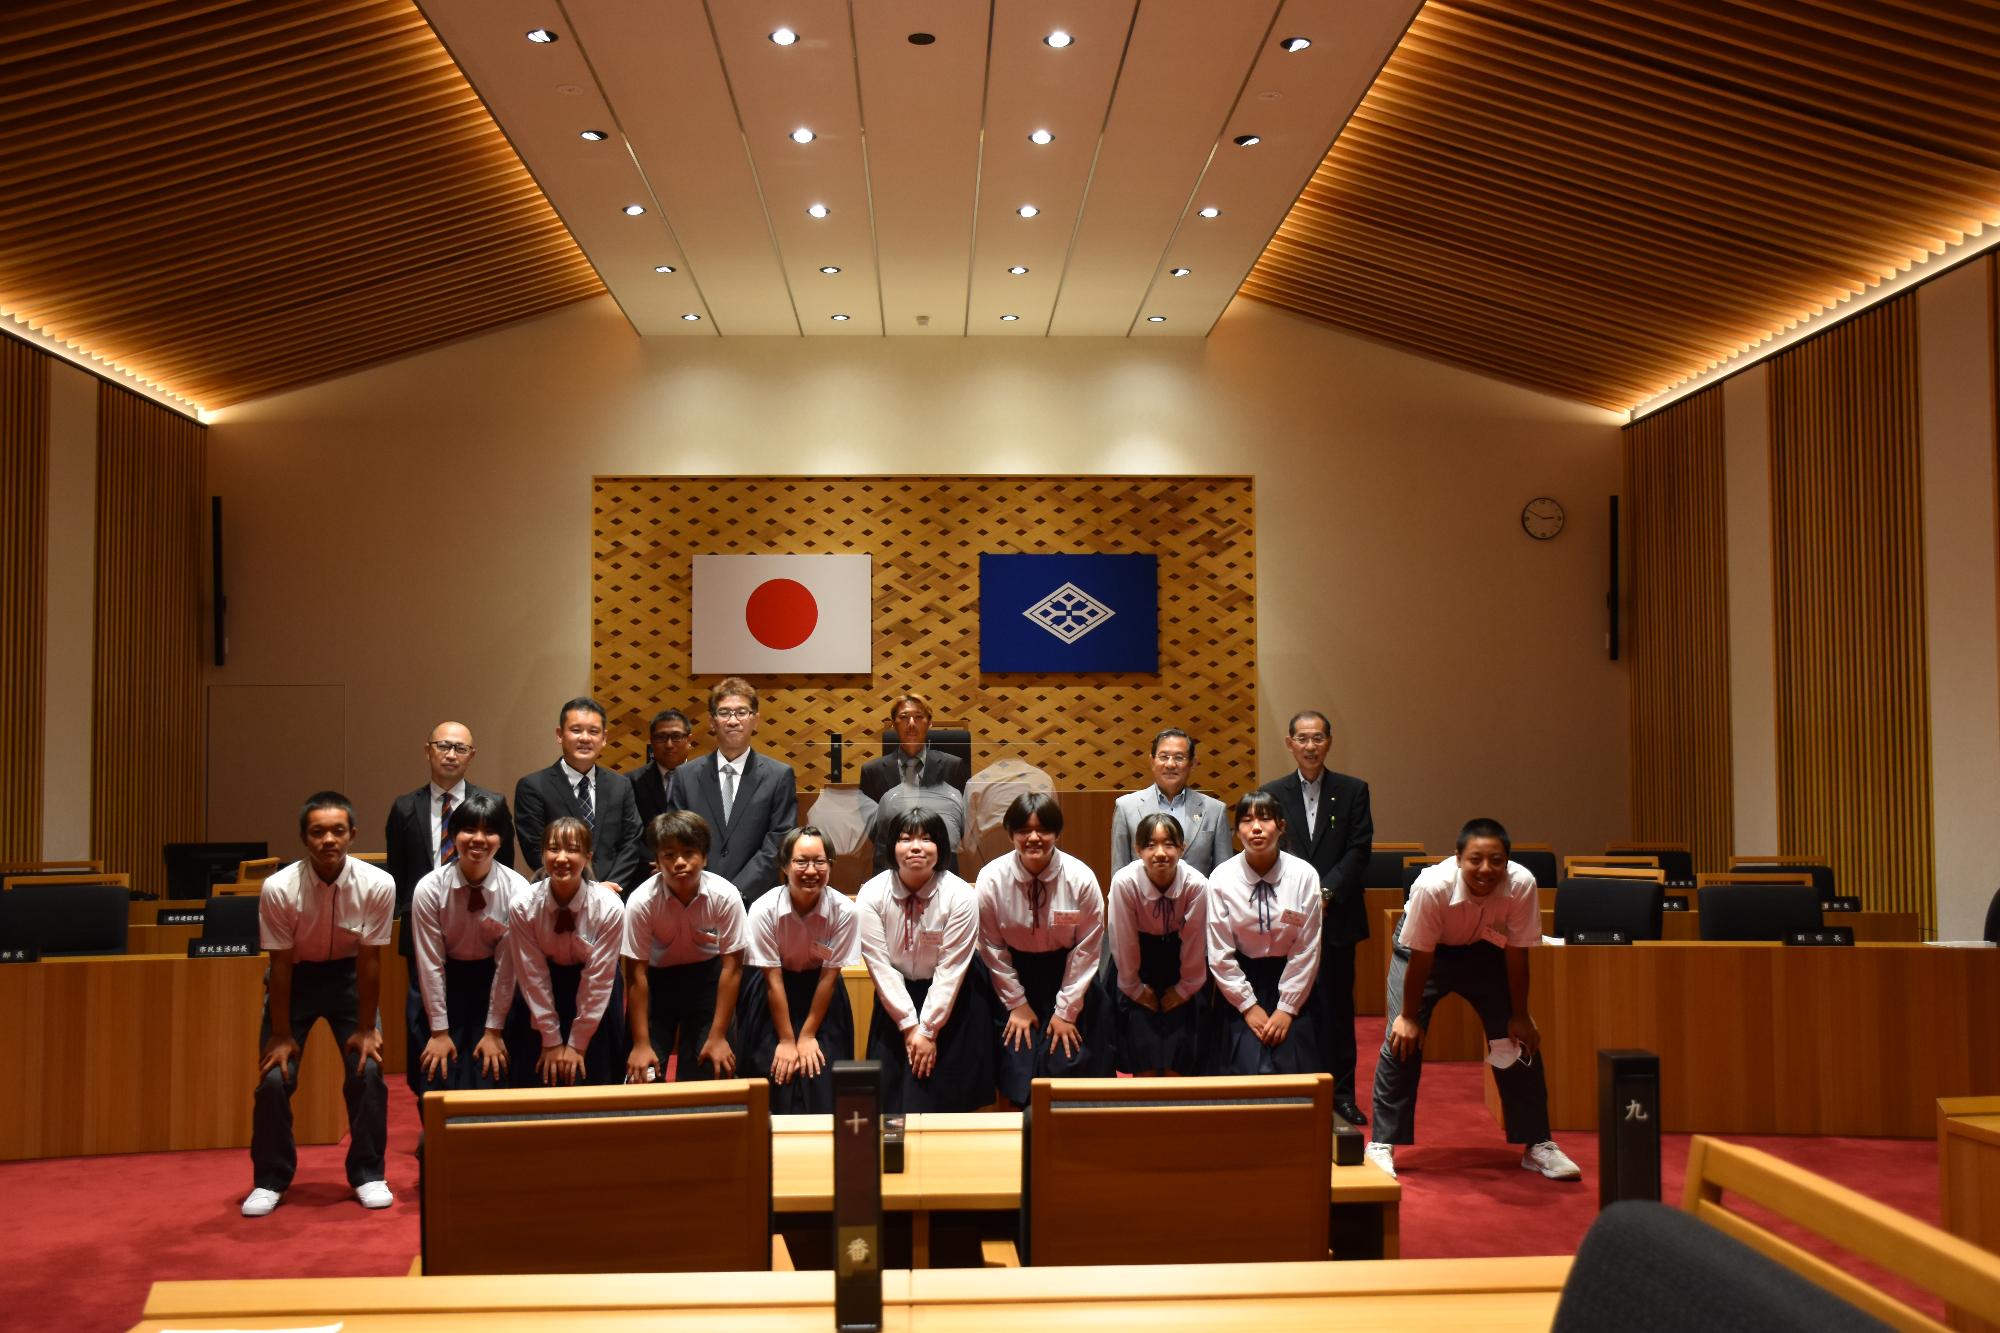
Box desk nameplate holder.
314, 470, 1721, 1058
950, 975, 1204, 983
1787, 928, 1854, 947
1821, 896, 1861, 913
1661, 896, 1689, 912
882, 1113, 906, 1174
188, 940, 257, 957
832, 1059, 882, 1333
0, 946, 39, 964
1567, 931, 1631, 945
159, 909, 206, 926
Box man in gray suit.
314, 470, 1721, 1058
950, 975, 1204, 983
1109, 727, 1232, 875
664, 676, 797, 904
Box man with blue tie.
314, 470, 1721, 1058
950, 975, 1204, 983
513, 697, 645, 893
665, 677, 797, 905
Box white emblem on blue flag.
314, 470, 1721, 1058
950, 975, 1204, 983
1023, 582, 1116, 644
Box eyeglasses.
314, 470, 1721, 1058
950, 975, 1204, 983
714, 707, 755, 720
428, 741, 474, 756
653, 732, 690, 744
789, 857, 830, 869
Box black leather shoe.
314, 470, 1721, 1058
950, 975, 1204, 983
1336, 1100, 1368, 1127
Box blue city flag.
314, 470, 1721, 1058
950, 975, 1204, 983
979, 553, 1159, 673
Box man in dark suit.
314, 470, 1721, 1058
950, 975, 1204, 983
626, 707, 693, 828
514, 696, 646, 892
1260, 709, 1373, 1125
666, 676, 797, 904
859, 692, 968, 875
383, 721, 515, 1099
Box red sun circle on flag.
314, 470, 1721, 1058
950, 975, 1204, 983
744, 578, 819, 650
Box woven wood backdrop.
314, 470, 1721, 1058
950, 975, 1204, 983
591, 476, 1257, 796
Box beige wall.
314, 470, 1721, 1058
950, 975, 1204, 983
203, 294, 1628, 860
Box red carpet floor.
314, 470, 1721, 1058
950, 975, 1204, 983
0, 1017, 1944, 1330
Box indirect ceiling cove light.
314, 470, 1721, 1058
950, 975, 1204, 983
1198, 206, 1220, 218
1029, 129, 1054, 145
807, 203, 830, 218
1146, 315, 1166, 323
622, 203, 647, 216
1044, 30, 1073, 48
1000, 314, 1021, 321
770, 27, 798, 45
580, 129, 609, 142
655, 264, 676, 274
1233, 134, 1261, 147
819, 265, 841, 274
681, 313, 702, 321
831, 313, 850, 321
1169, 267, 1191, 277
1017, 204, 1039, 218
1008, 265, 1028, 275
790, 127, 815, 143
1280, 36, 1311, 52
525, 28, 558, 43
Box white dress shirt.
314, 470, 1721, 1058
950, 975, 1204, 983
427, 780, 468, 868
746, 886, 862, 971
1297, 771, 1322, 834
410, 861, 527, 1033
1106, 859, 1210, 1003
1206, 850, 1323, 1017
1401, 858, 1540, 952
620, 869, 749, 968
258, 856, 395, 961
974, 850, 1103, 1023
855, 869, 979, 1040
507, 879, 623, 1051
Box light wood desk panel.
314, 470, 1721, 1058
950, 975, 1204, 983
1939, 1096, 2000, 1333
0, 953, 346, 1159
135, 1258, 1569, 1332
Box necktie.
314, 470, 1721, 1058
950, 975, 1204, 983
438, 793, 456, 866
576, 774, 595, 830
1252, 878, 1279, 933
721, 763, 738, 822
465, 882, 486, 914
555, 905, 576, 934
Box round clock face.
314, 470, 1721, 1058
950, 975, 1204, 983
1521, 496, 1565, 540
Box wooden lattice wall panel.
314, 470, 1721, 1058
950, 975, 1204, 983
592, 476, 1256, 797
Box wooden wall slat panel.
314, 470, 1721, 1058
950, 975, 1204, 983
91, 385, 205, 886
0, 336, 50, 862
1623, 387, 1733, 871
1769, 297, 1936, 931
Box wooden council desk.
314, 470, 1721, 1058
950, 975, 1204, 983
135, 1256, 1570, 1332
772, 1111, 1401, 1263
1939, 1096, 2000, 1333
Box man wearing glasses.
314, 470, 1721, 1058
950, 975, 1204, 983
860, 692, 968, 875
515, 696, 646, 893
665, 677, 798, 905
627, 708, 694, 826
383, 721, 515, 1101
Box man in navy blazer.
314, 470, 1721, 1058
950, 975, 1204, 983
1260, 709, 1374, 1125
666, 676, 797, 904
626, 707, 693, 827
514, 696, 646, 892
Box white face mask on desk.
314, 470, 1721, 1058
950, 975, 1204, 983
1486, 1037, 1533, 1070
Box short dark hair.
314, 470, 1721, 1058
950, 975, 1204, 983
649, 708, 692, 735
298, 790, 355, 838
890, 807, 951, 851
709, 677, 758, 715
1151, 727, 1195, 763
1456, 817, 1511, 855
557, 696, 607, 729
1286, 710, 1331, 737
781, 825, 828, 865
1232, 790, 1285, 827
646, 809, 711, 855
1003, 791, 1065, 835
541, 816, 594, 863
1133, 812, 1185, 850
446, 790, 512, 842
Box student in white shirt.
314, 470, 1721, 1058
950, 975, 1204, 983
242, 792, 397, 1218
408, 791, 525, 1098
622, 810, 747, 1083
506, 817, 626, 1086
1103, 812, 1210, 1076
1366, 818, 1581, 1182
976, 792, 1110, 1105
735, 826, 862, 1112
1206, 790, 1323, 1076
856, 808, 993, 1112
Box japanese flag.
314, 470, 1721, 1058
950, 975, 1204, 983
692, 555, 872, 673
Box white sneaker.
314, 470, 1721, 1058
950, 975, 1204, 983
354, 1180, 395, 1210
1522, 1140, 1582, 1180
1364, 1141, 1397, 1179
240, 1187, 282, 1217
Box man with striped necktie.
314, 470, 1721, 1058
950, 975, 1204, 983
514, 697, 646, 894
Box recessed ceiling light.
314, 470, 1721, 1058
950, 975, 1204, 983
807, 203, 830, 218
908, 32, 935, 45
1198, 206, 1220, 218
655, 265, 676, 274
1029, 129, 1054, 145
1169, 267, 1191, 277
1233, 134, 1261, 147
770, 28, 798, 45
1008, 265, 1029, 275
622, 203, 647, 216
681, 313, 701, 321
1281, 36, 1311, 52
791, 127, 816, 144
1000, 314, 1021, 321
579, 129, 609, 142
1017, 204, 1039, 218
1146, 315, 1166, 323
831, 313, 850, 321
1045, 30, 1073, 48
525, 28, 558, 43
820, 265, 841, 275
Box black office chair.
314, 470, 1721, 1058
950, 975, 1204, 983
1982, 886, 1998, 945
201, 893, 263, 945
1365, 848, 1419, 888
1509, 848, 1558, 887
874, 727, 972, 787
1732, 861, 1835, 898
1698, 885, 1822, 941
1554, 879, 1665, 940
1553, 1202, 1886, 1332
0, 883, 129, 956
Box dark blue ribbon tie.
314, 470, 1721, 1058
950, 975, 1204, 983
1252, 879, 1278, 933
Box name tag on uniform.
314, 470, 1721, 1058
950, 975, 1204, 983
697, 925, 721, 937
1279, 907, 1308, 927
920, 929, 946, 948
810, 938, 837, 960
1052, 909, 1080, 927
1479, 925, 1508, 948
